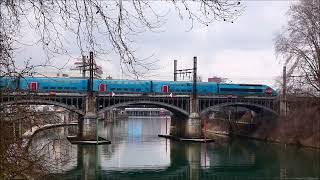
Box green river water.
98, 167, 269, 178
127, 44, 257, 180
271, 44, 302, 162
31, 117, 320, 180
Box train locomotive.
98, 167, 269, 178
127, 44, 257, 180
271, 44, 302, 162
0, 76, 278, 96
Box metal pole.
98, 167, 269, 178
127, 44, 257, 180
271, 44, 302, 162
82, 55, 86, 78
283, 66, 286, 97
283, 66, 287, 116
89, 52, 94, 95
192, 56, 197, 112
174, 60, 177, 81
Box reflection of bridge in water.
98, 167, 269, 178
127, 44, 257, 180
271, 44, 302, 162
50, 141, 283, 180
43, 118, 303, 180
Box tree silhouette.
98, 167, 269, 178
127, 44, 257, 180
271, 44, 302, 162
275, 0, 320, 96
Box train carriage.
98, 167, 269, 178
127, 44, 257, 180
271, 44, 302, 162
94, 79, 151, 94
19, 77, 87, 93
217, 83, 276, 96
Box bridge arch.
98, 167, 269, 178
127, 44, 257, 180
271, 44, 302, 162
2, 99, 85, 115
97, 100, 189, 118
200, 102, 279, 117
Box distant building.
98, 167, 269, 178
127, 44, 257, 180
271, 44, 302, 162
56, 73, 69, 77
208, 76, 223, 83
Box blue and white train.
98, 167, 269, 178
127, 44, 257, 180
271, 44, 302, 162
0, 76, 278, 96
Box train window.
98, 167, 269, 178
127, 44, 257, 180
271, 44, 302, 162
129, 88, 134, 91
177, 89, 181, 92
220, 88, 263, 92
220, 88, 231, 91
239, 84, 262, 87
111, 88, 115, 91
65, 87, 70, 90
124, 88, 128, 91
182, 89, 186, 92
71, 87, 77, 90
43, 87, 48, 89
136, 88, 141, 91
50, 87, 56, 89
187, 90, 191, 92
244, 89, 261, 92
58, 87, 63, 90
117, 88, 122, 91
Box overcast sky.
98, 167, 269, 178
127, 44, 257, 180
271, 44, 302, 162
15, 1, 293, 89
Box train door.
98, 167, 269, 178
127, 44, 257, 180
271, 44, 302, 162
98, 84, 107, 93
161, 85, 169, 93
29, 82, 38, 92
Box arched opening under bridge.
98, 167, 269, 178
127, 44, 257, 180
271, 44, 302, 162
200, 102, 279, 118
97, 100, 189, 119
200, 102, 279, 135
97, 101, 190, 138
2, 99, 85, 116
1, 100, 82, 139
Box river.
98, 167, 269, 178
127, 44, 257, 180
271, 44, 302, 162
31, 117, 320, 180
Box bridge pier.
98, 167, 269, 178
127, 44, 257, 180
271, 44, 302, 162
162, 99, 213, 142
69, 95, 110, 144
81, 112, 98, 140
184, 112, 202, 139
185, 56, 202, 139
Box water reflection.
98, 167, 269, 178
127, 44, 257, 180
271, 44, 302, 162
32, 117, 320, 179
30, 126, 78, 173
100, 117, 171, 170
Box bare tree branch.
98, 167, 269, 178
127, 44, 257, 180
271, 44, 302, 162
275, 0, 320, 96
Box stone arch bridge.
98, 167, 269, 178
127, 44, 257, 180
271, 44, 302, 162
0, 92, 279, 139
0, 93, 279, 116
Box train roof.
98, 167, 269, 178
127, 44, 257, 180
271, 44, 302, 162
4, 76, 273, 88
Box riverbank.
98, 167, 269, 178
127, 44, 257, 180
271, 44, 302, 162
255, 106, 320, 148
205, 105, 320, 149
